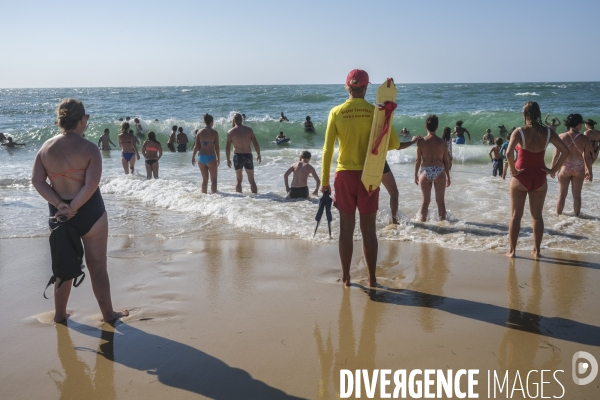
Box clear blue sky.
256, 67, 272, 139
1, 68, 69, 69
1, 0, 598, 87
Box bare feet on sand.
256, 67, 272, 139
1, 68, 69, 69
102, 310, 129, 322
531, 250, 542, 260
505, 249, 516, 258
368, 278, 377, 288
342, 274, 351, 288
54, 312, 71, 323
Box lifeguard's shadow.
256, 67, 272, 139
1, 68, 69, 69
356, 285, 600, 347
64, 320, 304, 399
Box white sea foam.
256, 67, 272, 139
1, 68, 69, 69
515, 92, 540, 96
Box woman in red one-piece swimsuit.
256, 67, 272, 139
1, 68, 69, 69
505, 102, 570, 259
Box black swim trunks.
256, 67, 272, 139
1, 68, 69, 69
48, 188, 106, 236
233, 153, 254, 170
177, 143, 187, 152
145, 159, 158, 166
383, 161, 391, 174
289, 186, 309, 199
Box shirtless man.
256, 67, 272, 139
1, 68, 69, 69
1, 137, 26, 148
133, 118, 143, 136
97, 128, 116, 150
284, 151, 320, 199
584, 118, 600, 163
279, 112, 289, 122
304, 116, 315, 132
176, 127, 189, 152
226, 113, 261, 193
452, 120, 471, 144
415, 115, 451, 221
167, 125, 177, 152
0, 132, 6, 142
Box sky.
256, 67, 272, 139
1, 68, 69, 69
1, 0, 599, 87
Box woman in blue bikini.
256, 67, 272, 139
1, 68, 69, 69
192, 113, 220, 193
118, 122, 139, 174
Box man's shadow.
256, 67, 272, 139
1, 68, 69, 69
59, 320, 305, 399
357, 283, 600, 347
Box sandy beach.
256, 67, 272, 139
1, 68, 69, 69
0, 236, 598, 399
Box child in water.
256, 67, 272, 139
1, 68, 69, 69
489, 137, 504, 177
275, 132, 288, 141
482, 129, 494, 145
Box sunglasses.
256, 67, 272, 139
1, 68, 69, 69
49, 214, 69, 223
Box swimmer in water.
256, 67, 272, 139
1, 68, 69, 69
275, 131, 287, 141
97, 128, 116, 150
0, 132, 6, 142
142, 131, 163, 179
482, 128, 495, 145
279, 112, 289, 122
583, 118, 600, 163
452, 120, 471, 144
544, 114, 562, 132
133, 118, 144, 137
118, 122, 139, 174
176, 127, 189, 152
489, 137, 504, 177
192, 114, 220, 194
284, 151, 320, 199
441, 127, 453, 170
167, 125, 177, 152
498, 125, 508, 136
304, 116, 315, 132
1, 137, 26, 148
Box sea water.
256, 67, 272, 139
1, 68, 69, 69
1, 83, 599, 254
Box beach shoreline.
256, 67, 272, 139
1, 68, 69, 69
1, 236, 598, 398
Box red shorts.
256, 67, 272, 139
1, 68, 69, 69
333, 170, 379, 214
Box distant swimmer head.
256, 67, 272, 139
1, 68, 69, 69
456, 120, 463, 127
233, 113, 243, 126
522, 101, 543, 126
178, 127, 183, 133
118, 118, 123, 121
495, 137, 503, 146
426, 115, 439, 132
306, 116, 311, 121
203, 113, 214, 126
565, 113, 583, 128
129, 129, 134, 134
301, 150, 311, 160
154, 118, 159, 121
280, 112, 285, 116
7, 137, 13, 142
134, 118, 139, 123
56, 99, 86, 132
402, 127, 408, 132
147, 131, 157, 142
172, 125, 178, 132
121, 122, 130, 134
104, 128, 109, 133
486, 129, 491, 134
242, 114, 246, 120
584, 118, 597, 128
126, 116, 130, 121
442, 127, 451, 141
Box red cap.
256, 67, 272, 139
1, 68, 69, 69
346, 69, 370, 87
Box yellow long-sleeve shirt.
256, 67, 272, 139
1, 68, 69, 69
320, 98, 400, 186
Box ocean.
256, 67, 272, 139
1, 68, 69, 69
1, 82, 599, 254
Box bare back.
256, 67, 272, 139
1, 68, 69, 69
228, 125, 255, 154
559, 131, 591, 162
290, 161, 317, 187
195, 128, 219, 155
118, 132, 137, 153
417, 134, 448, 167
36, 134, 99, 200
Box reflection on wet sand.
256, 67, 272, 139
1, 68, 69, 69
498, 261, 561, 378
314, 289, 383, 399
410, 244, 450, 332
51, 322, 116, 400
59, 320, 302, 399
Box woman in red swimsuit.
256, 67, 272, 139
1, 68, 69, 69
31, 99, 128, 323
551, 114, 593, 216
505, 102, 570, 259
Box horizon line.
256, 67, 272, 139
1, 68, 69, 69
1, 80, 598, 90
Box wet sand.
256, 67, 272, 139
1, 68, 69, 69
0, 237, 599, 399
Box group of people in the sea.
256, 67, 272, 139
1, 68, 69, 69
31, 69, 599, 323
